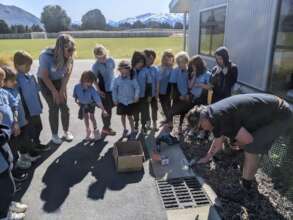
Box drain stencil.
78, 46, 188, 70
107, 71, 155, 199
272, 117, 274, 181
156, 177, 210, 210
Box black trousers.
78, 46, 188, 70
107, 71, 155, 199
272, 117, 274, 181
159, 94, 171, 119
146, 97, 158, 122
0, 170, 14, 218
27, 115, 43, 145
101, 92, 113, 129
167, 98, 194, 126
134, 97, 149, 128
9, 125, 34, 155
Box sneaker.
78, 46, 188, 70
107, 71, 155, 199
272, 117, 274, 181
15, 184, 22, 193
122, 129, 129, 137
94, 129, 102, 141
35, 144, 51, 152
63, 131, 74, 142
13, 170, 28, 183
16, 157, 31, 170
7, 211, 25, 220
51, 134, 62, 145
22, 153, 41, 163
9, 202, 28, 213
128, 132, 137, 140
102, 128, 116, 136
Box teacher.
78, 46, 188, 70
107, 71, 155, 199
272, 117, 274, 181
37, 34, 75, 144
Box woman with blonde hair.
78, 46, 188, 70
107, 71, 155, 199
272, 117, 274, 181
37, 34, 75, 144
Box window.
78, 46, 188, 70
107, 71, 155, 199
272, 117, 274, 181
271, 0, 293, 100
199, 6, 226, 56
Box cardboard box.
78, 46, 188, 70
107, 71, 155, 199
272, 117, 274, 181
113, 141, 145, 172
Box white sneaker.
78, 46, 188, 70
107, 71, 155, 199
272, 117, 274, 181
63, 131, 74, 141
16, 157, 31, 170
9, 202, 27, 213
51, 134, 62, 145
7, 211, 25, 220
22, 154, 41, 163
94, 129, 102, 141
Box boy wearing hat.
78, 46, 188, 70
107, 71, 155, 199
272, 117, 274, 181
112, 60, 140, 139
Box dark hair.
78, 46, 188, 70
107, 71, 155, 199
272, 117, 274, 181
144, 49, 157, 59
1, 65, 17, 82
80, 71, 96, 84
14, 51, 33, 67
188, 55, 207, 78
215, 46, 230, 67
131, 51, 146, 69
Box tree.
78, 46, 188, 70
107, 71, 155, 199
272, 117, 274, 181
41, 5, 71, 32
145, 21, 161, 28
81, 9, 106, 30
0, 20, 10, 34
31, 24, 43, 32
132, 20, 145, 29
174, 22, 183, 29
119, 22, 132, 29
160, 22, 172, 29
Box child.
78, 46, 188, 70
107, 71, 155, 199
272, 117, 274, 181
14, 51, 48, 151
166, 52, 192, 134
4, 66, 41, 171
112, 61, 140, 139
142, 49, 159, 130
158, 50, 175, 122
188, 55, 211, 105
73, 71, 107, 140
130, 51, 147, 133
92, 45, 116, 136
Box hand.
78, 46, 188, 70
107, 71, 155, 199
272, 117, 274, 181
99, 91, 106, 98
197, 154, 212, 164
12, 122, 21, 136
113, 101, 118, 106
52, 90, 60, 104
102, 110, 109, 117
59, 89, 67, 104
134, 97, 139, 103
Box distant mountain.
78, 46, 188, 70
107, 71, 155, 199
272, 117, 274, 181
0, 3, 43, 27
108, 13, 184, 27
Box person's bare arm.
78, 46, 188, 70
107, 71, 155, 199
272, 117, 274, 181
198, 136, 224, 164
233, 127, 254, 146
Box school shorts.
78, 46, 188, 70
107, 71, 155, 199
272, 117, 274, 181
117, 103, 135, 116
78, 104, 96, 120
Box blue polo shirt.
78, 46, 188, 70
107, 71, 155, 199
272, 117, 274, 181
112, 76, 140, 105
17, 73, 43, 117
132, 69, 147, 98
4, 88, 27, 128
91, 58, 115, 92
73, 84, 102, 105
159, 66, 173, 95
173, 67, 189, 96
37, 49, 67, 81
141, 66, 159, 97
190, 71, 211, 98
0, 88, 18, 128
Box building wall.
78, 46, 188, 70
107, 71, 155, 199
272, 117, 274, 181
187, 0, 279, 91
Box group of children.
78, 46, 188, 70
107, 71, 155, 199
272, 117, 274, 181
0, 43, 236, 219
0, 51, 47, 220
73, 45, 213, 142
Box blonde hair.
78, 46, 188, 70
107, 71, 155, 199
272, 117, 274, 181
53, 34, 75, 74
161, 49, 175, 67
175, 51, 189, 65
93, 44, 108, 58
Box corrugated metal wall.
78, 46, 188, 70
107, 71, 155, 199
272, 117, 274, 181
187, 0, 279, 91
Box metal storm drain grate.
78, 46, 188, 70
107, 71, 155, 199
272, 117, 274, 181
156, 177, 211, 210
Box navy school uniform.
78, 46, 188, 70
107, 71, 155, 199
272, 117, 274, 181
73, 83, 102, 120
158, 66, 173, 118
17, 73, 43, 146
112, 75, 140, 116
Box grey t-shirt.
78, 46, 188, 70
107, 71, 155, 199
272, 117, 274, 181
206, 93, 287, 139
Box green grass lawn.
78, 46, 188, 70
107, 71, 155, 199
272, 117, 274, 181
0, 37, 183, 61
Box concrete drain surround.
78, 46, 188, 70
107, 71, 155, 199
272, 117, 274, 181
156, 177, 211, 210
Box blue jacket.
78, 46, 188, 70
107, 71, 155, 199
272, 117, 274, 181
17, 73, 43, 117
132, 69, 147, 98
172, 67, 189, 96
0, 124, 12, 174
190, 71, 211, 98
37, 49, 67, 81
0, 88, 18, 128
159, 66, 173, 95
4, 88, 27, 128
92, 58, 115, 92
141, 66, 159, 97
112, 76, 140, 105
73, 84, 102, 105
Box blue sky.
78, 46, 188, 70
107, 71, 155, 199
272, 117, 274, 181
0, 0, 171, 22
